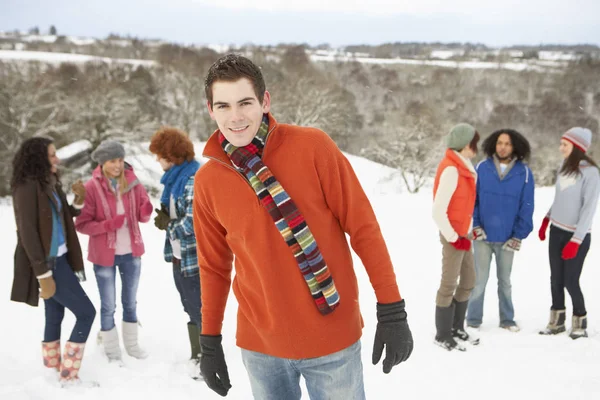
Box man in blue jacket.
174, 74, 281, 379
466, 129, 534, 332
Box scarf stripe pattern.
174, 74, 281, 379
219, 117, 340, 315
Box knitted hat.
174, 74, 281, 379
446, 123, 476, 150
562, 127, 592, 153
91, 140, 125, 164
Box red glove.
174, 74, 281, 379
105, 214, 126, 231
561, 241, 580, 260
538, 217, 550, 241
141, 201, 153, 217
451, 237, 471, 251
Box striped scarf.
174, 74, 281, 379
219, 116, 340, 315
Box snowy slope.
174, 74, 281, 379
1, 150, 599, 400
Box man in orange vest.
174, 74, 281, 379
432, 123, 480, 351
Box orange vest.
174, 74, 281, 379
433, 149, 477, 237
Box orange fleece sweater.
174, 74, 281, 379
193, 115, 402, 359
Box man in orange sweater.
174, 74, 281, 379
192, 54, 413, 398
432, 123, 480, 351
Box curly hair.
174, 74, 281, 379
482, 129, 531, 161
149, 127, 195, 164
11, 137, 56, 190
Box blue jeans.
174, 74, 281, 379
93, 253, 141, 331
241, 340, 366, 400
467, 240, 516, 327
44, 254, 96, 343
172, 260, 202, 328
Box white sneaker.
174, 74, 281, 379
501, 325, 520, 332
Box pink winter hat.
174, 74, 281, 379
562, 127, 592, 153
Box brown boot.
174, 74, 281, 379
59, 342, 85, 382
42, 340, 61, 371
539, 309, 566, 335
569, 315, 588, 339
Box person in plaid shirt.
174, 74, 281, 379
149, 128, 203, 371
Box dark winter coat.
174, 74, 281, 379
11, 178, 84, 307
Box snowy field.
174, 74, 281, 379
1, 150, 599, 400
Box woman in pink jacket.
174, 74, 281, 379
75, 140, 153, 362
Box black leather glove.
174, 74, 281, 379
200, 334, 232, 397
372, 299, 414, 373
154, 205, 171, 231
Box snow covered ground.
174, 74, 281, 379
0, 50, 156, 67
0, 49, 567, 73
1, 149, 599, 400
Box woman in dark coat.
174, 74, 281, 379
11, 137, 96, 384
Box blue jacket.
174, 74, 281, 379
473, 158, 535, 242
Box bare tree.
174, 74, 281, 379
0, 62, 72, 195
362, 119, 444, 193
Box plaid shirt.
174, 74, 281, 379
163, 176, 199, 277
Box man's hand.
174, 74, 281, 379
200, 335, 232, 397
372, 300, 414, 374
502, 237, 521, 252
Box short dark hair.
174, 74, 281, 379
204, 54, 266, 107
482, 129, 531, 161
469, 132, 481, 153
11, 137, 55, 190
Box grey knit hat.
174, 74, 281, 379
446, 123, 476, 150
91, 140, 125, 164
562, 127, 592, 153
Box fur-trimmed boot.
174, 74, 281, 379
569, 315, 588, 340
42, 340, 61, 371
122, 321, 148, 359
539, 308, 566, 335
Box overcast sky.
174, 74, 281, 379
2, 0, 599, 47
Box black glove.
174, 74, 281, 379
154, 205, 171, 231
372, 299, 414, 373
200, 334, 232, 397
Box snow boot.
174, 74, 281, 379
569, 315, 588, 339
539, 308, 566, 335
452, 299, 480, 345
100, 326, 122, 362
42, 340, 61, 371
122, 321, 148, 359
435, 304, 466, 351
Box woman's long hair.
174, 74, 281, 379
101, 163, 129, 195
561, 146, 599, 176
482, 129, 531, 161
11, 137, 56, 190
